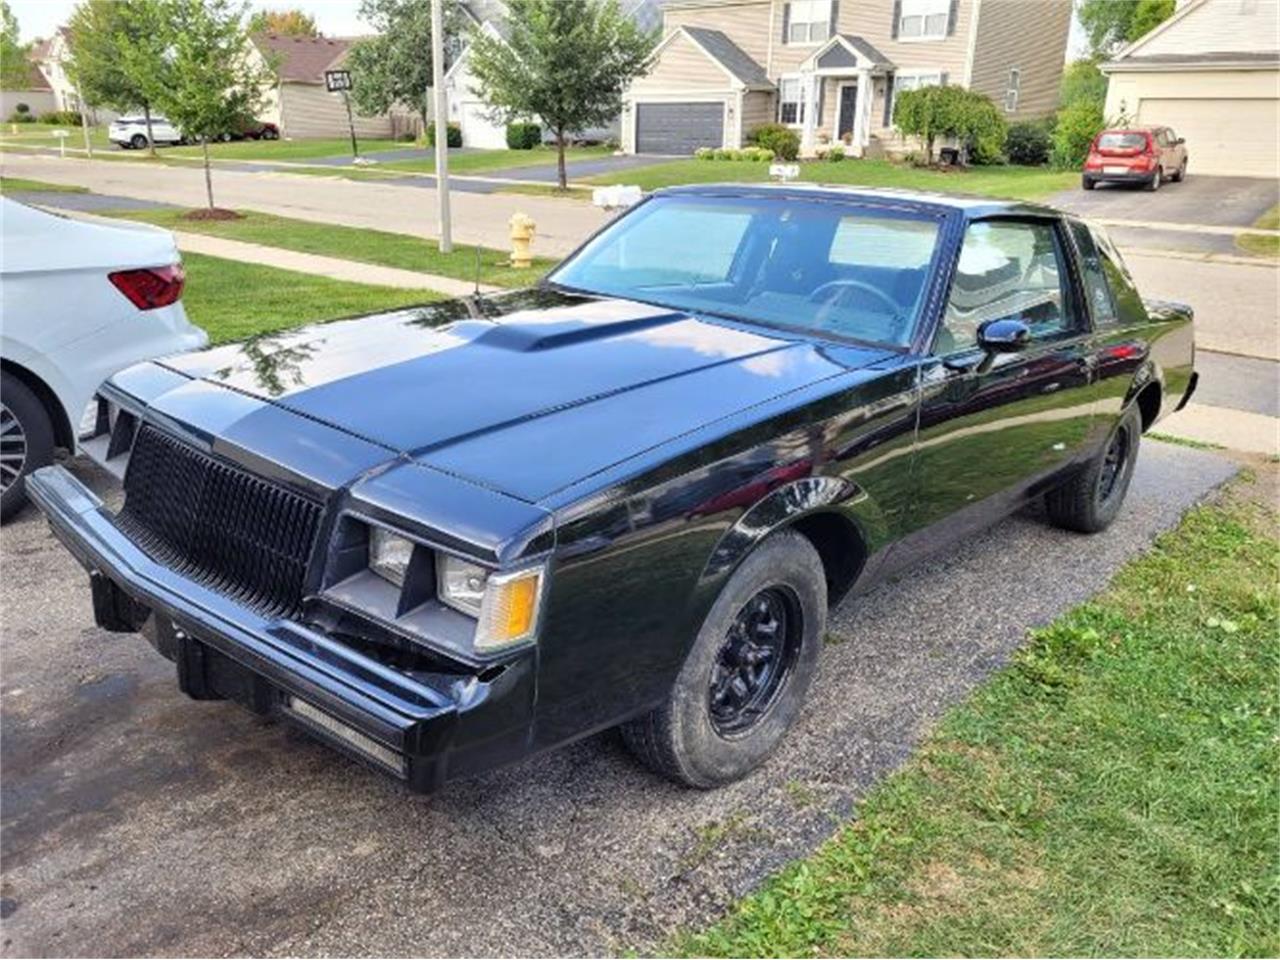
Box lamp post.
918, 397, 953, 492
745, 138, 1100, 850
432, 0, 452, 253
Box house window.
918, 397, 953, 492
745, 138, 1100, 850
788, 0, 832, 44
1004, 68, 1020, 113
779, 76, 809, 125
899, 0, 950, 40
890, 72, 942, 119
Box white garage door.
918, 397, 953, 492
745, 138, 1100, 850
460, 101, 507, 150
1137, 97, 1280, 178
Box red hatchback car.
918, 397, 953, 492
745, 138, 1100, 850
1082, 126, 1188, 191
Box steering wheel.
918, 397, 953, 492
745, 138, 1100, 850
806, 279, 905, 339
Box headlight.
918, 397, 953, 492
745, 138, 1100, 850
368, 526, 415, 587
438, 554, 544, 652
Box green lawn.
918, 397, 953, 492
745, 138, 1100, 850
164, 136, 398, 162
181, 252, 441, 344
588, 157, 1079, 202
106, 208, 554, 288
0, 176, 88, 193
679, 475, 1279, 957
0, 122, 113, 151
375, 144, 614, 176
1237, 204, 1279, 259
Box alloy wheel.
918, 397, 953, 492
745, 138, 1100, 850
0, 401, 27, 495
708, 586, 802, 737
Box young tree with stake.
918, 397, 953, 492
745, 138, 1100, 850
467, 0, 656, 190
154, 0, 268, 210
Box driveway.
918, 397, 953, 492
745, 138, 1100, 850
0, 444, 1237, 957
1050, 175, 1278, 256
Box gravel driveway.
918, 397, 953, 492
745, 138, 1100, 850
0, 442, 1237, 957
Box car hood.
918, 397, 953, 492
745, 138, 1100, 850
157, 289, 892, 502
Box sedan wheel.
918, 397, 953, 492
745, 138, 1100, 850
0, 374, 55, 522
1146, 167, 1162, 192
1045, 404, 1142, 534
130, 133, 148, 150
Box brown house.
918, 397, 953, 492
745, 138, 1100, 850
622, 0, 1072, 156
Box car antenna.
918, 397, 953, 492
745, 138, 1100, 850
473, 244, 481, 298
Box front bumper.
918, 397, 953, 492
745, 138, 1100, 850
26, 465, 533, 792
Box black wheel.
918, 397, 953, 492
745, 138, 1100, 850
622, 530, 825, 787
1046, 405, 1141, 534
1172, 159, 1187, 182
219, 132, 232, 142
130, 133, 147, 150
263, 127, 279, 140
1, 373, 54, 522
1146, 167, 1161, 192
1082, 176, 1095, 191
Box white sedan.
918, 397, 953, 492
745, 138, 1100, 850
108, 115, 183, 149
0, 199, 208, 519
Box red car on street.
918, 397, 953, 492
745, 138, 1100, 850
1082, 126, 1188, 192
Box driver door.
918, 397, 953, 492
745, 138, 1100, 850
907, 217, 1096, 539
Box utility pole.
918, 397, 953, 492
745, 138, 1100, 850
74, 84, 92, 158
431, 0, 452, 253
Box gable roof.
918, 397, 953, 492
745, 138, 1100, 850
836, 34, 893, 68
682, 26, 772, 89
252, 34, 353, 84
16, 58, 52, 91
1106, 0, 1279, 69
803, 33, 895, 71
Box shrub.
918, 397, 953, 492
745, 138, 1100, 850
14, 102, 29, 115
713, 147, 734, 160
695, 146, 715, 160
748, 122, 800, 161
506, 121, 541, 150
894, 85, 1005, 165
826, 146, 845, 162
1051, 100, 1105, 169
426, 121, 462, 148
7, 111, 36, 123
39, 110, 83, 126
1005, 120, 1052, 165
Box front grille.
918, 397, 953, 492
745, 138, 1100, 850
118, 425, 323, 618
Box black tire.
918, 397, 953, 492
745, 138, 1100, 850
1082, 176, 1095, 191
1, 373, 55, 523
1172, 159, 1187, 182
1145, 167, 1161, 192
263, 128, 279, 140
1046, 405, 1141, 534
130, 133, 147, 150
622, 530, 826, 788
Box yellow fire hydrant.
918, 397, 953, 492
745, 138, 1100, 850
509, 212, 536, 268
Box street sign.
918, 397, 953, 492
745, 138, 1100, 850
324, 70, 352, 93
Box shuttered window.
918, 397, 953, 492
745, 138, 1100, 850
778, 75, 809, 125
898, 0, 949, 39
787, 0, 832, 43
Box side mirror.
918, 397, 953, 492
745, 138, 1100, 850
977, 318, 1031, 354
1175, 137, 1185, 145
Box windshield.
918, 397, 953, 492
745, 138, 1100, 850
1097, 132, 1148, 150
549, 195, 943, 347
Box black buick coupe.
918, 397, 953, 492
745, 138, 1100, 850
29, 185, 1197, 792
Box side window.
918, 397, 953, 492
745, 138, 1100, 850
1088, 223, 1148, 324
1068, 220, 1117, 325
937, 220, 1071, 354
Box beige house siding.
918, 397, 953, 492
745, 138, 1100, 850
1136, 0, 1280, 56
741, 88, 776, 132
632, 31, 736, 90
664, 1, 775, 70
969, 0, 1072, 120
280, 84, 394, 139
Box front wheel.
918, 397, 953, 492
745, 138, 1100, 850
622, 530, 826, 788
1, 373, 55, 522
129, 133, 147, 150
1045, 405, 1141, 534
1172, 159, 1187, 182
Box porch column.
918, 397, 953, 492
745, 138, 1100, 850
801, 71, 819, 156
851, 69, 870, 157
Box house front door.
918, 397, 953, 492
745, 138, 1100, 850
837, 83, 858, 142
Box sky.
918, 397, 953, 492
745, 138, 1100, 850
11, 0, 1090, 58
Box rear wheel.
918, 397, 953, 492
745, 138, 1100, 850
622, 530, 825, 787
1146, 167, 1162, 191
1, 373, 54, 522
130, 133, 147, 150
1082, 176, 1095, 191
1045, 405, 1141, 534
262, 127, 279, 140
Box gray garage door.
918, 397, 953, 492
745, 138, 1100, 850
636, 102, 724, 155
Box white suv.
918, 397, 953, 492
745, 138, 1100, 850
108, 115, 183, 149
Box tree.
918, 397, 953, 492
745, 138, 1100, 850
1059, 59, 1108, 110
1050, 99, 1105, 169
153, 0, 268, 209
893, 84, 1006, 165
347, 0, 462, 139
1078, 0, 1176, 57
1, 2, 32, 92
66, 0, 173, 157
248, 7, 320, 37
468, 0, 657, 188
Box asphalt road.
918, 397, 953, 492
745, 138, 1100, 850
0, 442, 1237, 957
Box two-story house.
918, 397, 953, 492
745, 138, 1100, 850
621, 0, 1072, 156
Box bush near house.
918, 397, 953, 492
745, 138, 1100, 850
1006, 119, 1053, 166
1051, 99, 1106, 169
695, 146, 774, 162
746, 122, 800, 161
38, 110, 83, 126
427, 121, 462, 148
505, 121, 542, 149
894, 85, 1006, 166
8, 104, 35, 123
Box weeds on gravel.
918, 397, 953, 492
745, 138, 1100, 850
676, 483, 1280, 957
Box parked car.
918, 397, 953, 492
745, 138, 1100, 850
1082, 126, 1188, 191
28, 186, 1197, 793
1, 199, 207, 520
209, 118, 281, 142
108, 115, 184, 149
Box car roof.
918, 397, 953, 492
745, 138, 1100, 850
652, 182, 1060, 220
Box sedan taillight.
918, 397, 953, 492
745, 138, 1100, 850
108, 263, 185, 310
